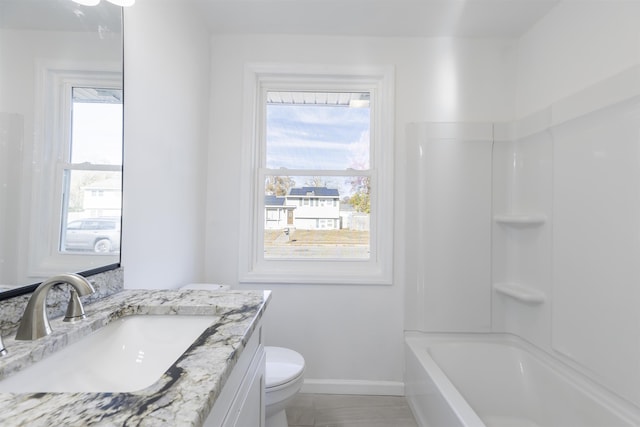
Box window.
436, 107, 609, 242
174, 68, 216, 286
239, 64, 394, 284
28, 64, 122, 276
59, 86, 122, 254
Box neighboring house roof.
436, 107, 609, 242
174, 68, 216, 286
265, 195, 286, 206
288, 187, 339, 197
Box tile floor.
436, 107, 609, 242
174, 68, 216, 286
285, 393, 419, 427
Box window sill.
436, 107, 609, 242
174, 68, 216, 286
238, 268, 392, 286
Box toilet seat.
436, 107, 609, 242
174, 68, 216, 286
265, 346, 305, 390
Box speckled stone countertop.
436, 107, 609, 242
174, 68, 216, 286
0, 289, 270, 426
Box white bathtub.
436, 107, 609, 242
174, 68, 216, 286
405, 333, 640, 427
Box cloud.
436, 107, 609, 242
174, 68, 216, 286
266, 104, 370, 170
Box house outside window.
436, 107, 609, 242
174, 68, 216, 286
283, 187, 341, 231
264, 195, 293, 229
239, 64, 394, 285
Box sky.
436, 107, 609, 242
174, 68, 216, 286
266, 103, 370, 170
71, 102, 123, 165
266, 103, 370, 197
71, 96, 370, 196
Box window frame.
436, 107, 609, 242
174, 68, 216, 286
28, 61, 122, 277
239, 64, 394, 285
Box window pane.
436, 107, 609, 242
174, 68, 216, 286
265, 91, 370, 170
70, 87, 123, 165
60, 169, 121, 254
264, 175, 370, 259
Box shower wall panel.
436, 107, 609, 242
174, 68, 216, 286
552, 96, 640, 406
405, 123, 492, 333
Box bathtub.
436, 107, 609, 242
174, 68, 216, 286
404, 333, 640, 427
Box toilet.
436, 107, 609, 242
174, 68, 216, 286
264, 346, 305, 427
180, 283, 230, 291
180, 284, 305, 427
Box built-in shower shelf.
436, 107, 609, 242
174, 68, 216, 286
494, 214, 547, 226
493, 282, 546, 304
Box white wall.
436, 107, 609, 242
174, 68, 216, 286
205, 34, 515, 391
493, 0, 640, 407
515, 1, 640, 118
122, 1, 210, 289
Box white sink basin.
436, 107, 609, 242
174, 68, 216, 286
0, 314, 217, 393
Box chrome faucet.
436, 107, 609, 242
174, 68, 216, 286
0, 335, 7, 356
15, 273, 95, 341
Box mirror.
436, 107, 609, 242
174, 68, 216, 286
0, 0, 123, 298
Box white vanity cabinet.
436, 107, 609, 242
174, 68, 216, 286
204, 322, 265, 427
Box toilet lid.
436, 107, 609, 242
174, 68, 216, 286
265, 346, 305, 389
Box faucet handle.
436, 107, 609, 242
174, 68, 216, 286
0, 335, 7, 356
63, 289, 87, 322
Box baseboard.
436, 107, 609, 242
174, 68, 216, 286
300, 379, 405, 396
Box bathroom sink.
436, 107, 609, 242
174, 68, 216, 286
0, 314, 218, 393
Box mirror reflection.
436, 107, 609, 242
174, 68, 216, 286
0, 0, 123, 295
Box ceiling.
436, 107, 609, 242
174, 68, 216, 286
1, 0, 560, 38
192, 0, 561, 38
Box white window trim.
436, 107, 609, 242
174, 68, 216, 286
28, 60, 121, 277
238, 63, 394, 285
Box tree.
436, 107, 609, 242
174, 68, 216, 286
346, 176, 370, 213
349, 190, 370, 213
265, 176, 295, 196
305, 176, 327, 188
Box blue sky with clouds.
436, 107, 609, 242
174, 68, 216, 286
266, 104, 370, 171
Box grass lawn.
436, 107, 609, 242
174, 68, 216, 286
264, 229, 369, 245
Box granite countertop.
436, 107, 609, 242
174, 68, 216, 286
0, 289, 270, 426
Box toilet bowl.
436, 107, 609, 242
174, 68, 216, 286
265, 346, 305, 427
178, 284, 305, 427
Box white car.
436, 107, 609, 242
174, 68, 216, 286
64, 218, 121, 253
